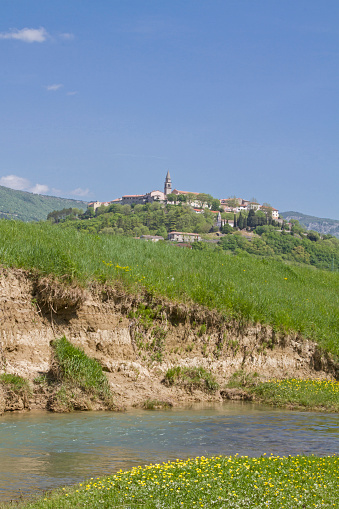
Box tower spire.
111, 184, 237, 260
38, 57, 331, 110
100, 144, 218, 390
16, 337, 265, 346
164, 170, 172, 196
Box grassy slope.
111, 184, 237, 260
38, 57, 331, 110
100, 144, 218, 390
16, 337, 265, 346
0, 220, 338, 356
0, 186, 87, 222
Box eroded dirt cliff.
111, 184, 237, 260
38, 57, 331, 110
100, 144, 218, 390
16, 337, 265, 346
0, 267, 337, 413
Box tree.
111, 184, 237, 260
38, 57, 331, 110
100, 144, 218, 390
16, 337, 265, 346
177, 194, 187, 203
84, 207, 95, 218
211, 198, 221, 211
197, 193, 215, 208
156, 226, 168, 238
221, 223, 233, 234
256, 210, 267, 226
186, 193, 196, 205
227, 196, 239, 208
247, 209, 257, 228
307, 231, 320, 242
166, 193, 177, 203
237, 212, 245, 230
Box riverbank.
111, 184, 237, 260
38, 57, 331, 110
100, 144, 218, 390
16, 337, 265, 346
1, 454, 337, 508
0, 265, 337, 414
224, 373, 339, 412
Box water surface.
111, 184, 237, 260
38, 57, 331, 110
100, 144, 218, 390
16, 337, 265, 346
0, 402, 338, 501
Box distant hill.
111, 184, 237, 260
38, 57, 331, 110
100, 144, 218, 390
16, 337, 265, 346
0, 186, 88, 222
281, 211, 339, 238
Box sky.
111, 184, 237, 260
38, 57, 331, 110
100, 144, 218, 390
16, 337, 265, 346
0, 0, 338, 218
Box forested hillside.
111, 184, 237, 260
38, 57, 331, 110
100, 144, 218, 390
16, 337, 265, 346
52, 202, 219, 236
0, 185, 88, 221
48, 202, 339, 271
281, 211, 339, 238
218, 227, 339, 271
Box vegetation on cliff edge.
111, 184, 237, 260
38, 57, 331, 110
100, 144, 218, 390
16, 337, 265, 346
0, 220, 338, 356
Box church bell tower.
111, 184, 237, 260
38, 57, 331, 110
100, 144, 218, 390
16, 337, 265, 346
164, 171, 172, 196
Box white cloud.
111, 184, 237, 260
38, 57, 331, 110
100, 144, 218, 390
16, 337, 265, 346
59, 32, 74, 40
30, 184, 49, 194
67, 91, 78, 96
0, 27, 74, 44
0, 174, 31, 190
46, 84, 63, 91
0, 174, 49, 194
71, 187, 90, 197
0, 27, 48, 43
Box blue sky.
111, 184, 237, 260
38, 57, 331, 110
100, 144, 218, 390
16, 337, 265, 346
1, 0, 338, 218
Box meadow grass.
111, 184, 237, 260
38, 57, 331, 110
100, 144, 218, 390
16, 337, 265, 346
6, 455, 338, 508
252, 378, 339, 412
227, 374, 339, 411
0, 220, 338, 355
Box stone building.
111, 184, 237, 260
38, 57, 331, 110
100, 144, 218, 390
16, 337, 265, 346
164, 171, 172, 196
168, 232, 201, 243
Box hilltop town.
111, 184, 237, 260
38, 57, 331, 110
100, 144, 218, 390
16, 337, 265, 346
88, 171, 280, 220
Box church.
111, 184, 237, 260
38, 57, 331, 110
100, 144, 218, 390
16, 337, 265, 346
119, 171, 177, 205
89, 172, 200, 210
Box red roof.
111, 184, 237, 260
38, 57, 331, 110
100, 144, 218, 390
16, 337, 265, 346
172, 189, 199, 195
122, 194, 144, 198
169, 231, 200, 235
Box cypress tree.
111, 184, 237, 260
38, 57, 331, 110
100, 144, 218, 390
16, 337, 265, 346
238, 212, 244, 230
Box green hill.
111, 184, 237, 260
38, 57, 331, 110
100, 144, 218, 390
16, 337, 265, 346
0, 220, 338, 356
281, 211, 339, 238
0, 185, 88, 222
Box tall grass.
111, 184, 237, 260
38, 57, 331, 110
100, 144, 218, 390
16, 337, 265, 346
52, 336, 111, 403
0, 220, 338, 355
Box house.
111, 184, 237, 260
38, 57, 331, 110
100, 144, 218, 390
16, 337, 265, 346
140, 235, 164, 242
145, 190, 166, 202
121, 194, 146, 205
168, 231, 202, 243
117, 189, 166, 206
248, 202, 261, 211
171, 189, 206, 208
88, 201, 110, 211
261, 206, 279, 219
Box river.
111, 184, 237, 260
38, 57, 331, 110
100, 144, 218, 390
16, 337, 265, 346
0, 402, 338, 501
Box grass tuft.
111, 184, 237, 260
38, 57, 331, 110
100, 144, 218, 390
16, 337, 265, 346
164, 366, 219, 392
141, 399, 173, 410
52, 336, 112, 406
0, 373, 31, 398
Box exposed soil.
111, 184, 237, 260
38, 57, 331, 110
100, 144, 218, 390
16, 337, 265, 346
0, 267, 337, 414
